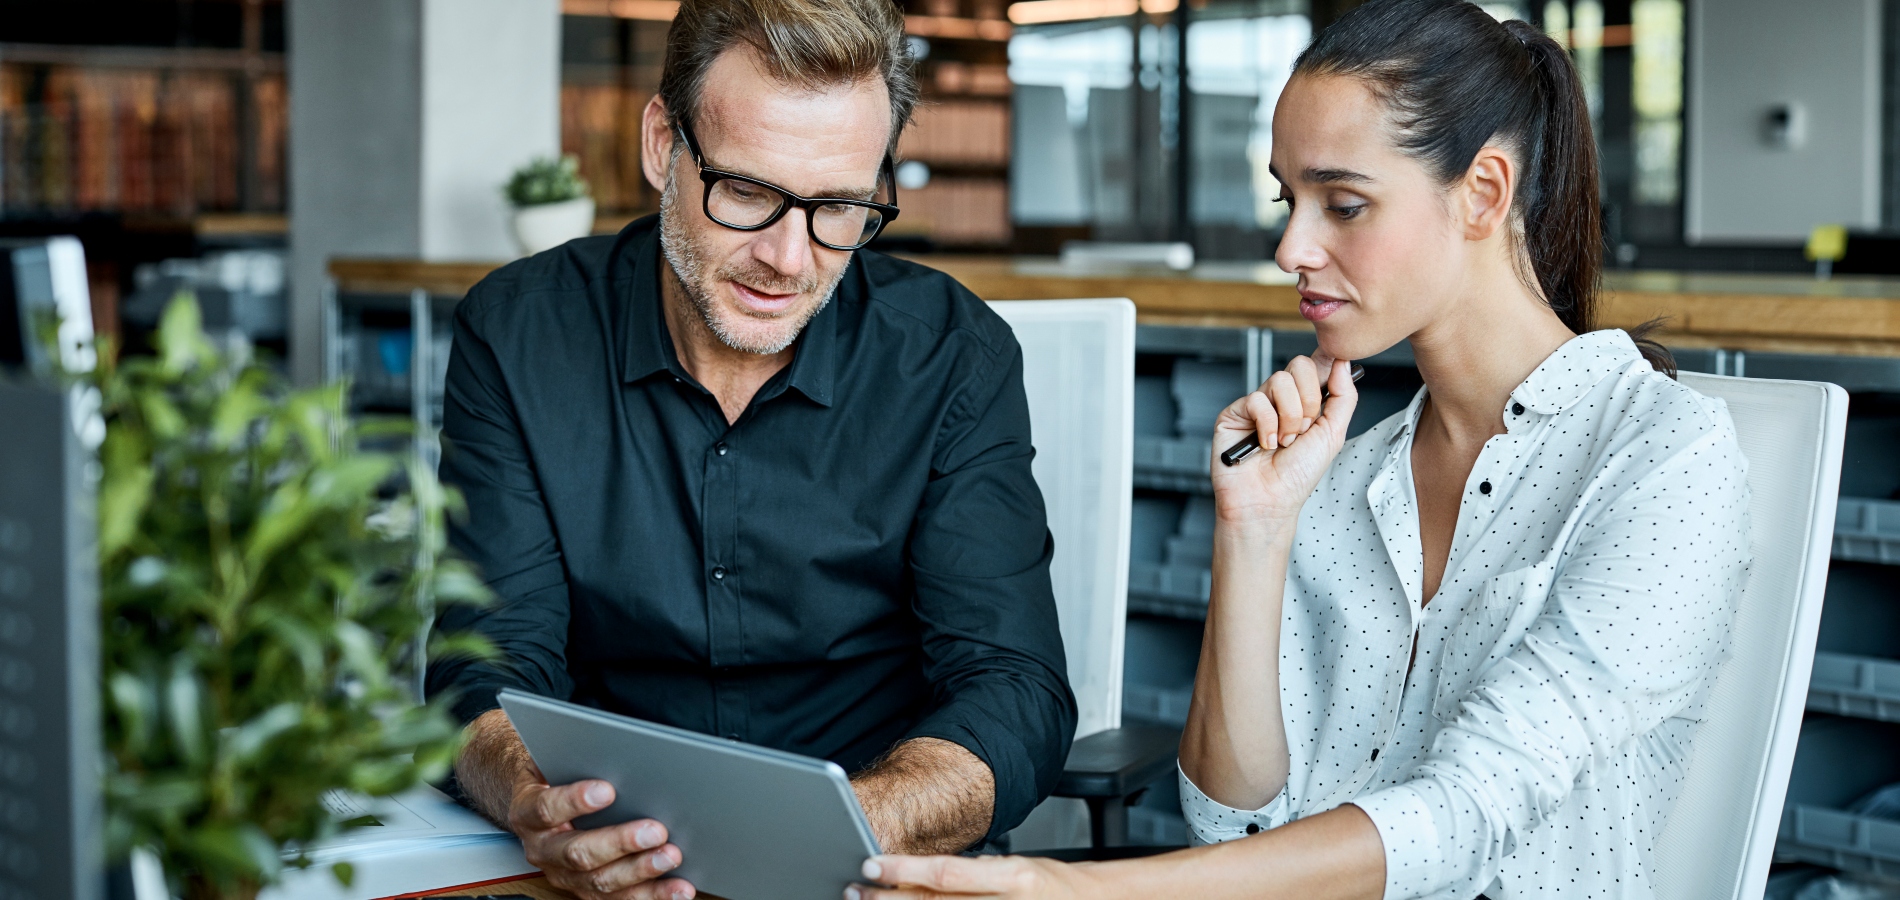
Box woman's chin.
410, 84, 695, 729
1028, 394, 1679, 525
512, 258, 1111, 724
1314, 323, 1403, 363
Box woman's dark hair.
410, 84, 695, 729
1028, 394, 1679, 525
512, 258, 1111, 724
1294, 0, 1675, 376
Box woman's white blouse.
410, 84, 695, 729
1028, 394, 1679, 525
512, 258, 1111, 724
1178, 330, 1751, 900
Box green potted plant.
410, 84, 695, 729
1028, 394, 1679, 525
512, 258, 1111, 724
91, 295, 491, 900
504, 154, 595, 256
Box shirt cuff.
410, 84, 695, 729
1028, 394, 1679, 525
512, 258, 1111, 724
1176, 762, 1289, 845
1351, 785, 1446, 900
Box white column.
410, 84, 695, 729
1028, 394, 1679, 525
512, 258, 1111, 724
288, 0, 561, 385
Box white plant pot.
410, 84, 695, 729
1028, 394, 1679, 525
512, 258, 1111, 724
510, 197, 596, 256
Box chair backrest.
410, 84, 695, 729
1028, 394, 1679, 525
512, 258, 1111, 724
1652, 373, 1848, 900
985, 299, 1135, 739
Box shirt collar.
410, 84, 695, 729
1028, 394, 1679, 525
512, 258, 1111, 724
1509, 328, 1642, 415
616, 221, 841, 408
1383, 328, 1640, 445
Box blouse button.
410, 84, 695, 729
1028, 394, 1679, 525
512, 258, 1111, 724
1479, 481, 1493, 495
716, 442, 729, 456
1245, 823, 1260, 835
712, 566, 728, 580
1512, 402, 1526, 416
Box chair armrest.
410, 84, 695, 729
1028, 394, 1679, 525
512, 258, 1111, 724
1053, 723, 1181, 800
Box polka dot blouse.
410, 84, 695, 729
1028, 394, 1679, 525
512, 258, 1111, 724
1178, 329, 1753, 900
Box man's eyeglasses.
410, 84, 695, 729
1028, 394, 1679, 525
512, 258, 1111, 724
674, 119, 900, 252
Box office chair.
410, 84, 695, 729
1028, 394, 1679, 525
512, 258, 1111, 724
1651, 373, 1848, 899
987, 299, 1183, 854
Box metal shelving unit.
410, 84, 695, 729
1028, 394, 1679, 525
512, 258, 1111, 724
1776, 378, 1900, 879
321, 281, 458, 470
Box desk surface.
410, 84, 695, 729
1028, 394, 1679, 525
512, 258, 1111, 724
428, 875, 568, 900
329, 255, 1900, 358
428, 875, 731, 900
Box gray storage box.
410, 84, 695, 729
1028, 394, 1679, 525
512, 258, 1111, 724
1834, 497, 1900, 565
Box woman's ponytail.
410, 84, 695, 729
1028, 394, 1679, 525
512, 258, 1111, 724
1501, 20, 1597, 336
1296, 0, 1677, 376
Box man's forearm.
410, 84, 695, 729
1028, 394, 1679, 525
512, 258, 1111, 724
852, 737, 995, 855
456, 708, 539, 825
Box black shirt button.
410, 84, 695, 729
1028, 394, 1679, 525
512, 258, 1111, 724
715, 442, 728, 456
1479, 481, 1492, 495
726, 733, 741, 741
1245, 823, 1260, 835
711, 566, 727, 580
1512, 402, 1525, 416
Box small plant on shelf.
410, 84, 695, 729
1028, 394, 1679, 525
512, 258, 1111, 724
89, 295, 492, 900
504, 154, 598, 255
504, 154, 590, 208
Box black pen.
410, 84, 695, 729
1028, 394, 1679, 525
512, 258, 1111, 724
1219, 363, 1367, 467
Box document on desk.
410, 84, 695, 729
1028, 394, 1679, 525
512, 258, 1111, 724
257, 785, 539, 900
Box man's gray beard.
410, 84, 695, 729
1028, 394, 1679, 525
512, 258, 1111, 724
658, 176, 844, 355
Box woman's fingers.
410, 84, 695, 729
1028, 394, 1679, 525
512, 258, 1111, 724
1285, 355, 1325, 425
1317, 357, 1360, 436
861, 855, 1003, 893
1241, 389, 1281, 450
1264, 371, 1304, 446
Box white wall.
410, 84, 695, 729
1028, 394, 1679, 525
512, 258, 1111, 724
1685, 0, 1882, 243
288, 0, 560, 385
420, 0, 562, 261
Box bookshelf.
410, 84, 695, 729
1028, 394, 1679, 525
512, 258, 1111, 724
0, 0, 288, 220
558, 0, 1016, 250
0, 0, 289, 343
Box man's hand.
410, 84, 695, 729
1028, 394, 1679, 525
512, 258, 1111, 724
457, 709, 694, 900
851, 737, 995, 855
510, 779, 693, 900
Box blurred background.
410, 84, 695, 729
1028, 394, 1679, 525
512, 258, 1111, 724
6, 5, 1900, 894
1, 0, 1881, 377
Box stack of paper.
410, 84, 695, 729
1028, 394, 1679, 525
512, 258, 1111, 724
259, 786, 539, 900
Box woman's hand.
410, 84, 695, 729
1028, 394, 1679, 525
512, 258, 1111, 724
846, 854, 1096, 900
1209, 354, 1359, 528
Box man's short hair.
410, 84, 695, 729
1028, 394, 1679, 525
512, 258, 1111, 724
659, 0, 920, 152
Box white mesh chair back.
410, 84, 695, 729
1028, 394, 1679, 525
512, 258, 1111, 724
1652, 373, 1848, 899
986, 299, 1135, 739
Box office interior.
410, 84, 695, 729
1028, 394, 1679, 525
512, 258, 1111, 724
2, 0, 1900, 898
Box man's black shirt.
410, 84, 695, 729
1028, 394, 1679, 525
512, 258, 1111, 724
425, 216, 1076, 838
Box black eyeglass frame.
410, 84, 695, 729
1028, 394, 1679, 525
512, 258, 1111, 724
674, 119, 901, 251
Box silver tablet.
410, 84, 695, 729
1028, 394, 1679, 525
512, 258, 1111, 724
497, 689, 881, 900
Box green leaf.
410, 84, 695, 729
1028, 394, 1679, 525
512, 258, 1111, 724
211, 377, 267, 448
157, 293, 207, 373
97, 449, 155, 558
331, 862, 355, 888
108, 670, 157, 753
164, 658, 208, 766
225, 703, 304, 763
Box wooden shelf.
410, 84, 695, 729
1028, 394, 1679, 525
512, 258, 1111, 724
330, 255, 1900, 358
904, 14, 1013, 41
921, 257, 1900, 358
195, 212, 286, 237
0, 42, 283, 73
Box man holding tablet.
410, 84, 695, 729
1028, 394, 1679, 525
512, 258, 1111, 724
424, 1, 1076, 898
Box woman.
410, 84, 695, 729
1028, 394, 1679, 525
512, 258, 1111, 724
850, 1, 1750, 898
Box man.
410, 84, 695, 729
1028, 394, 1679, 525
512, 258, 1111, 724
423, 2, 1076, 899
